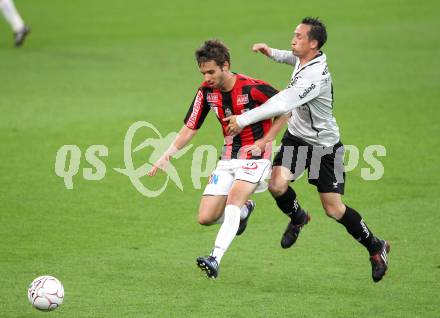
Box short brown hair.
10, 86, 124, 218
195, 40, 231, 67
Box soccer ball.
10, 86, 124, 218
27, 275, 64, 311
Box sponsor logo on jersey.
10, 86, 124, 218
322, 65, 329, 75
287, 76, 301, 88
187, 90, 204, 128
237, 94, 249, 105
299, 83, 316, 99
207, 93, 219, 103
241, 162, 258, 170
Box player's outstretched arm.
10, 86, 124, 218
147, 125, 198, 176
231, 79, 321, 130
254, 43, 297, 65
252, 43, 272, 57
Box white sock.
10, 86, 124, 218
0, 0, 25, 32
214, 203, 249, 224
210, 205, 241, 264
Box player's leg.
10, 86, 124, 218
233, 159, 271, 235
205, 179, 258, 264
269, 133, 311, 248
198, 164, 256, 226
269, 166, 307, 221
319, 192, 390, 282
0, 0, 24, 32
197, 181, 258, 278
197, 159, 268, 278
212, 180, 257, 259
269, 166, 310, 248
198, 161, 234, 225
0, 0, 30, 46
198, 195, 227, 225
319, 192, 378, 243
315, 142, 389, 282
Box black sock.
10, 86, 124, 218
338, 206, 381, 254
274, 187, 306, 225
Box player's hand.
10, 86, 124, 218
244, 139, 267, 156
252, 43, 272, 57
147, 155, 170, 177
223, 115, 243, 135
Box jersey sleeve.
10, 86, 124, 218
269, 49, 298, 66
237, 77, 321, 128
183, 89, 210, 130
251, 84, 279, 104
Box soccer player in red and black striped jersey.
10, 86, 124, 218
148, 40, 289, 278
184, 69, 277, 161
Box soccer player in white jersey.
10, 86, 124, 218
225, 17, 390, 282
148, 40, 289, 278
0, 0, 30, 46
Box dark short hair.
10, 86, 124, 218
301, 17, 327, 49
195, 40, 231, 68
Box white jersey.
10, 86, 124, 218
236, 49, 340, 147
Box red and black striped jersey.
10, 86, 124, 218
184, 73, 278, 160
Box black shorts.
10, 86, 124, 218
273, 130, 346, 194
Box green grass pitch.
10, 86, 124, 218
1, 0, 439, 317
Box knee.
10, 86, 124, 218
268, 179, 288, 197
198, 212, 213, 226
198, 216, 210, 226
322, 202, 345, 220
